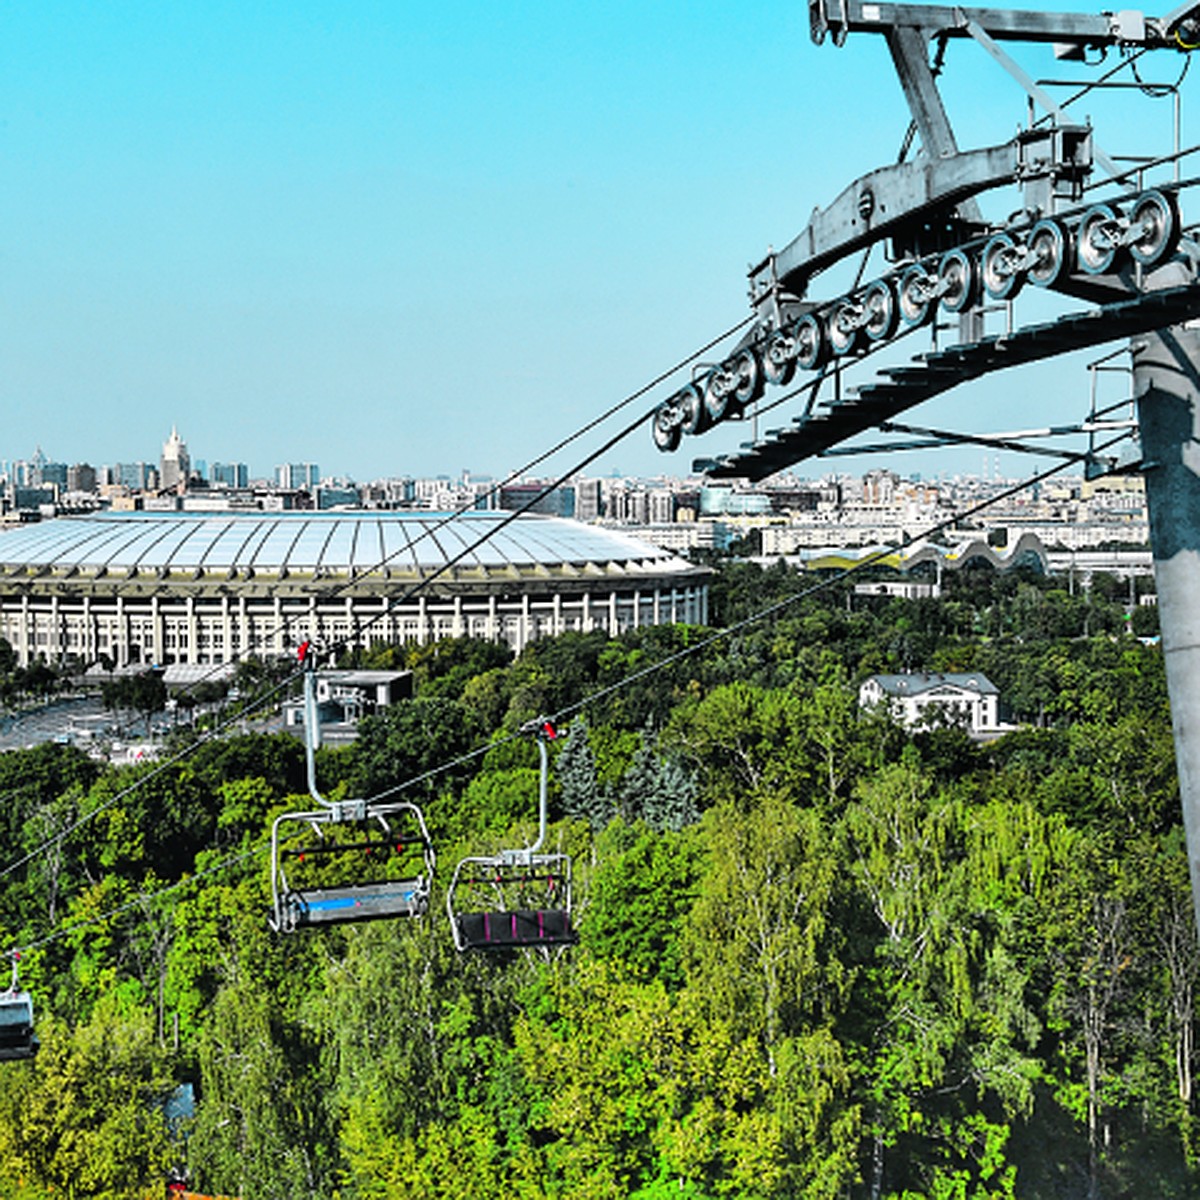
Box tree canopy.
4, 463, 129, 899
0, 562, 1191, 1199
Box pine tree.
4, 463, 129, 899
620, 728, 699, 832
557, 717, 613, 831
646, 753, 699, 832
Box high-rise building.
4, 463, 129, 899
317, 484, 361, 509
67, 464, 97, 494
276, 463, 320, 490
211, 462, 250, 488
117, 462, 157, 491
40, 462, 68, 490
13, 486, 55, 511
575, 479, 603, 521
160, 427, 190, 491
648, 489, 675, 524
499, 483, 575, 518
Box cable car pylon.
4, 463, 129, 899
646, 0, 1200, 945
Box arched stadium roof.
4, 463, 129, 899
0, 510, 700, 580
776, 532, 1049, 575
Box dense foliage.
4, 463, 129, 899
0, 563, 1190, 1199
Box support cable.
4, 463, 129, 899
0, 318, 753, 883
0, 674, 293, 889
364, 438, 1125, 807
6, 436, 1127, 960
90, 313, 755, 739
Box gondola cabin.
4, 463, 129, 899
0, 990, 38, 1062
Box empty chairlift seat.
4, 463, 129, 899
268, 650, 437, 934
281, 877, 430, 929
270, 803, 435, 934
446, 719, 578, 954
455, 906, 577, 949
446, 850, 578, 952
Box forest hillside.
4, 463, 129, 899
0, 562, 1190, 1200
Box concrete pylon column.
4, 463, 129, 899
1132, 284, 1200, 935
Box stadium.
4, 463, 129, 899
0, 511, 711, 668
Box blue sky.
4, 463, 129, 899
1, 2, 1191, 484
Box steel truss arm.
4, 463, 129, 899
754, 0, 1183, 307
699, 281, 1200, 480
815, 417, 1134, 463
810, 0, 1187, 51
748, 127, 1090, 305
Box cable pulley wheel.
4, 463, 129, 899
651, 403, 682, 452
731, 347, 765, 409
863, 278, 898, 343
704, 348, 763, 422
1026, 219, 1070, 288
1077, 204, 1121, 275
1128, 189, 1180, 266
703, 367, 738, 423
793, 313, 827, 371
828, 299, 862, 356
678, 381, 710, 436
898, 264, 935, 327
938, 248, 977, 314
761, 326, 798, 387
981, 233, 1024, 301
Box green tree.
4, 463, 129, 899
0, 994, 173, 1200
349, 696, 482, 803
843, 761, 1048, 1198
191, 955, 333, 1199
557, 717, 613, 831
619, 730, 698, 832
585, 819, 699, 989
685, 792, 844, 1074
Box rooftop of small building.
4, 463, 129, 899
864, 672, 998, 696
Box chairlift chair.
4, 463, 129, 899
447, 719, 578, 952
0, 954, 38, 1062
268, 643, 436, 933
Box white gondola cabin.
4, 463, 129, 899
0, 955, 38, 1062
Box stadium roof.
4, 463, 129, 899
0, 511, 701, 581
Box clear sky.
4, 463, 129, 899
1, 2, 1191, 484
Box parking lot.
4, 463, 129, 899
0, 696, 121, 752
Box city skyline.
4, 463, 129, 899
0, 5, 1172, 487
0, 425, 1060, 491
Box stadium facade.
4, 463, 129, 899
0, 512, 710, 668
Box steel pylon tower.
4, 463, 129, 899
649, 0, 1200, 933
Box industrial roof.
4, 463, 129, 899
0, 511, 699, 579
